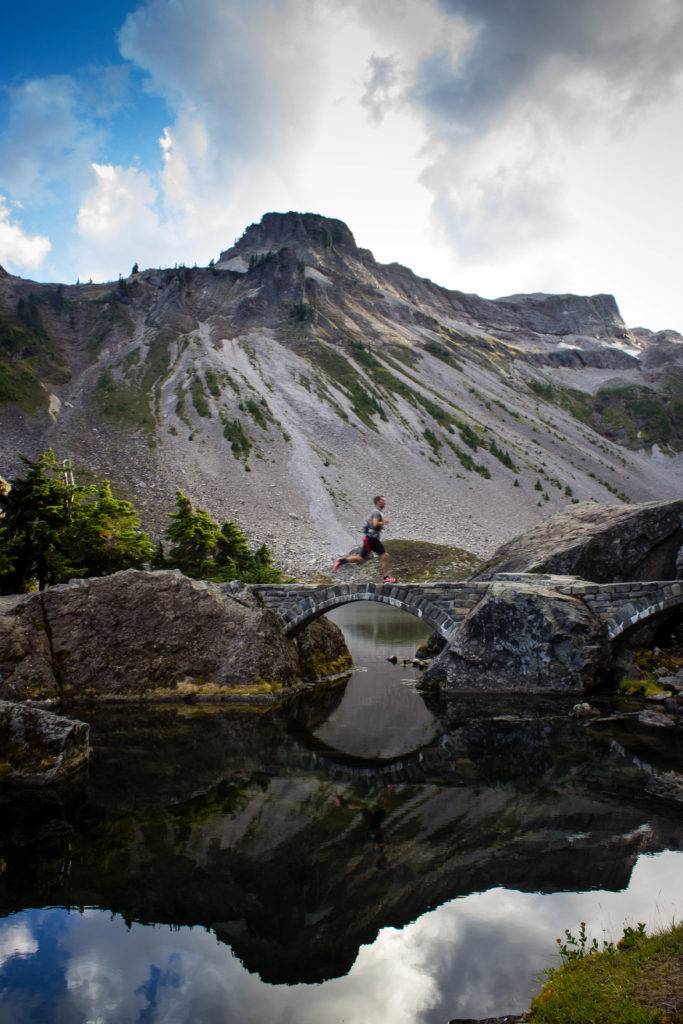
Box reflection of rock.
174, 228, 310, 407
0, 698, 680, 985
0, 569, 349, 701
475, 499, 683, 583
423, 581, 607, 693
0, 700, 89, 785
637, 708, 679, 729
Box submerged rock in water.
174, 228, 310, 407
0, 700, 89, 785
423, 580, 607, 693
0, 570, 349, 702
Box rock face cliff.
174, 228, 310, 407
1, 211, 681, 573
0, 570, 349, 702
424, 580, 608, 694
476, 498, 683, 582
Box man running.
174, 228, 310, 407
332, 495, 397, 582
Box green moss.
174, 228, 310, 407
530, 923, 683, 1024
618, 677, 666, 697
299, 652, 353, 679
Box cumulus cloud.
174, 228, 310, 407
76, 163, 165, 278
4, 0, 683, 327
361, 55, 402, 124
0, 68, 129, 207
0, 921, 38, 968
403, 0, 683, 256
0, 196, 52, 272
119, 0, 327, 160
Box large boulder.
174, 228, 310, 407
423, 580, 608, 693
0, 570, 349, 702
0, 700, 90, 785
475, 499, 683, 583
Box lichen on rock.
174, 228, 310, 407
0, 700, 90, 785
424, 580, 608, 693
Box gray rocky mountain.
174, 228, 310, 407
1, 211, 681, 574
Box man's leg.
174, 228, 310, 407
333, 542, 368, 572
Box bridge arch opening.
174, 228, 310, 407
280, 587, 458, 640
308, 599, 442, 761
608, 593, 683, 644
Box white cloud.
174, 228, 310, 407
0, 68, 129, 207
0, 921, 38, 967
76, 162, 164, 280
0, 196, 52, 272
5, 0, 683, 330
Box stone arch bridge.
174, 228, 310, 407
249, 574, 683, 642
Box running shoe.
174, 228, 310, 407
383, 575, 397, 583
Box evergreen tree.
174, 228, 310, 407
162, 493, 284, 583
247, 543, 282, 583
131, 262, 139, 276
164, 491, 221, 579
0, 454, 154, 594
0, 450, 78, 592
63, 480, 155, 577
213, 519, 253, 580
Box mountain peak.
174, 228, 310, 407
219, 211, 357, 266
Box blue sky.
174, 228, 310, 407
1, 0, 683, 331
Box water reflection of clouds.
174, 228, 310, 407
0, 922, 37, 967
1, 851, 681, 1024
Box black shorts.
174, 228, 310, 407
362, 535, 385, 558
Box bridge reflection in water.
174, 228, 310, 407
0, 604, 682, 1022
312, 602, 440, 760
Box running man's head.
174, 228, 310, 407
373, 495, 386, 509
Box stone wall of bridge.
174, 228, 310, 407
248, 574, 683, 645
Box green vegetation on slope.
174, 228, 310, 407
529, 373, 683, 452
0, 297, 69, 411
221, 413, 252, 461
92, 330, 174, 432
308, 342, 386, 429
0, 452, 284, 593
529, 922, 683, 1024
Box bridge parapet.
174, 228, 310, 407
248, 581, 489, 638
492, 573, 683, 640
246, 574, 682, 644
